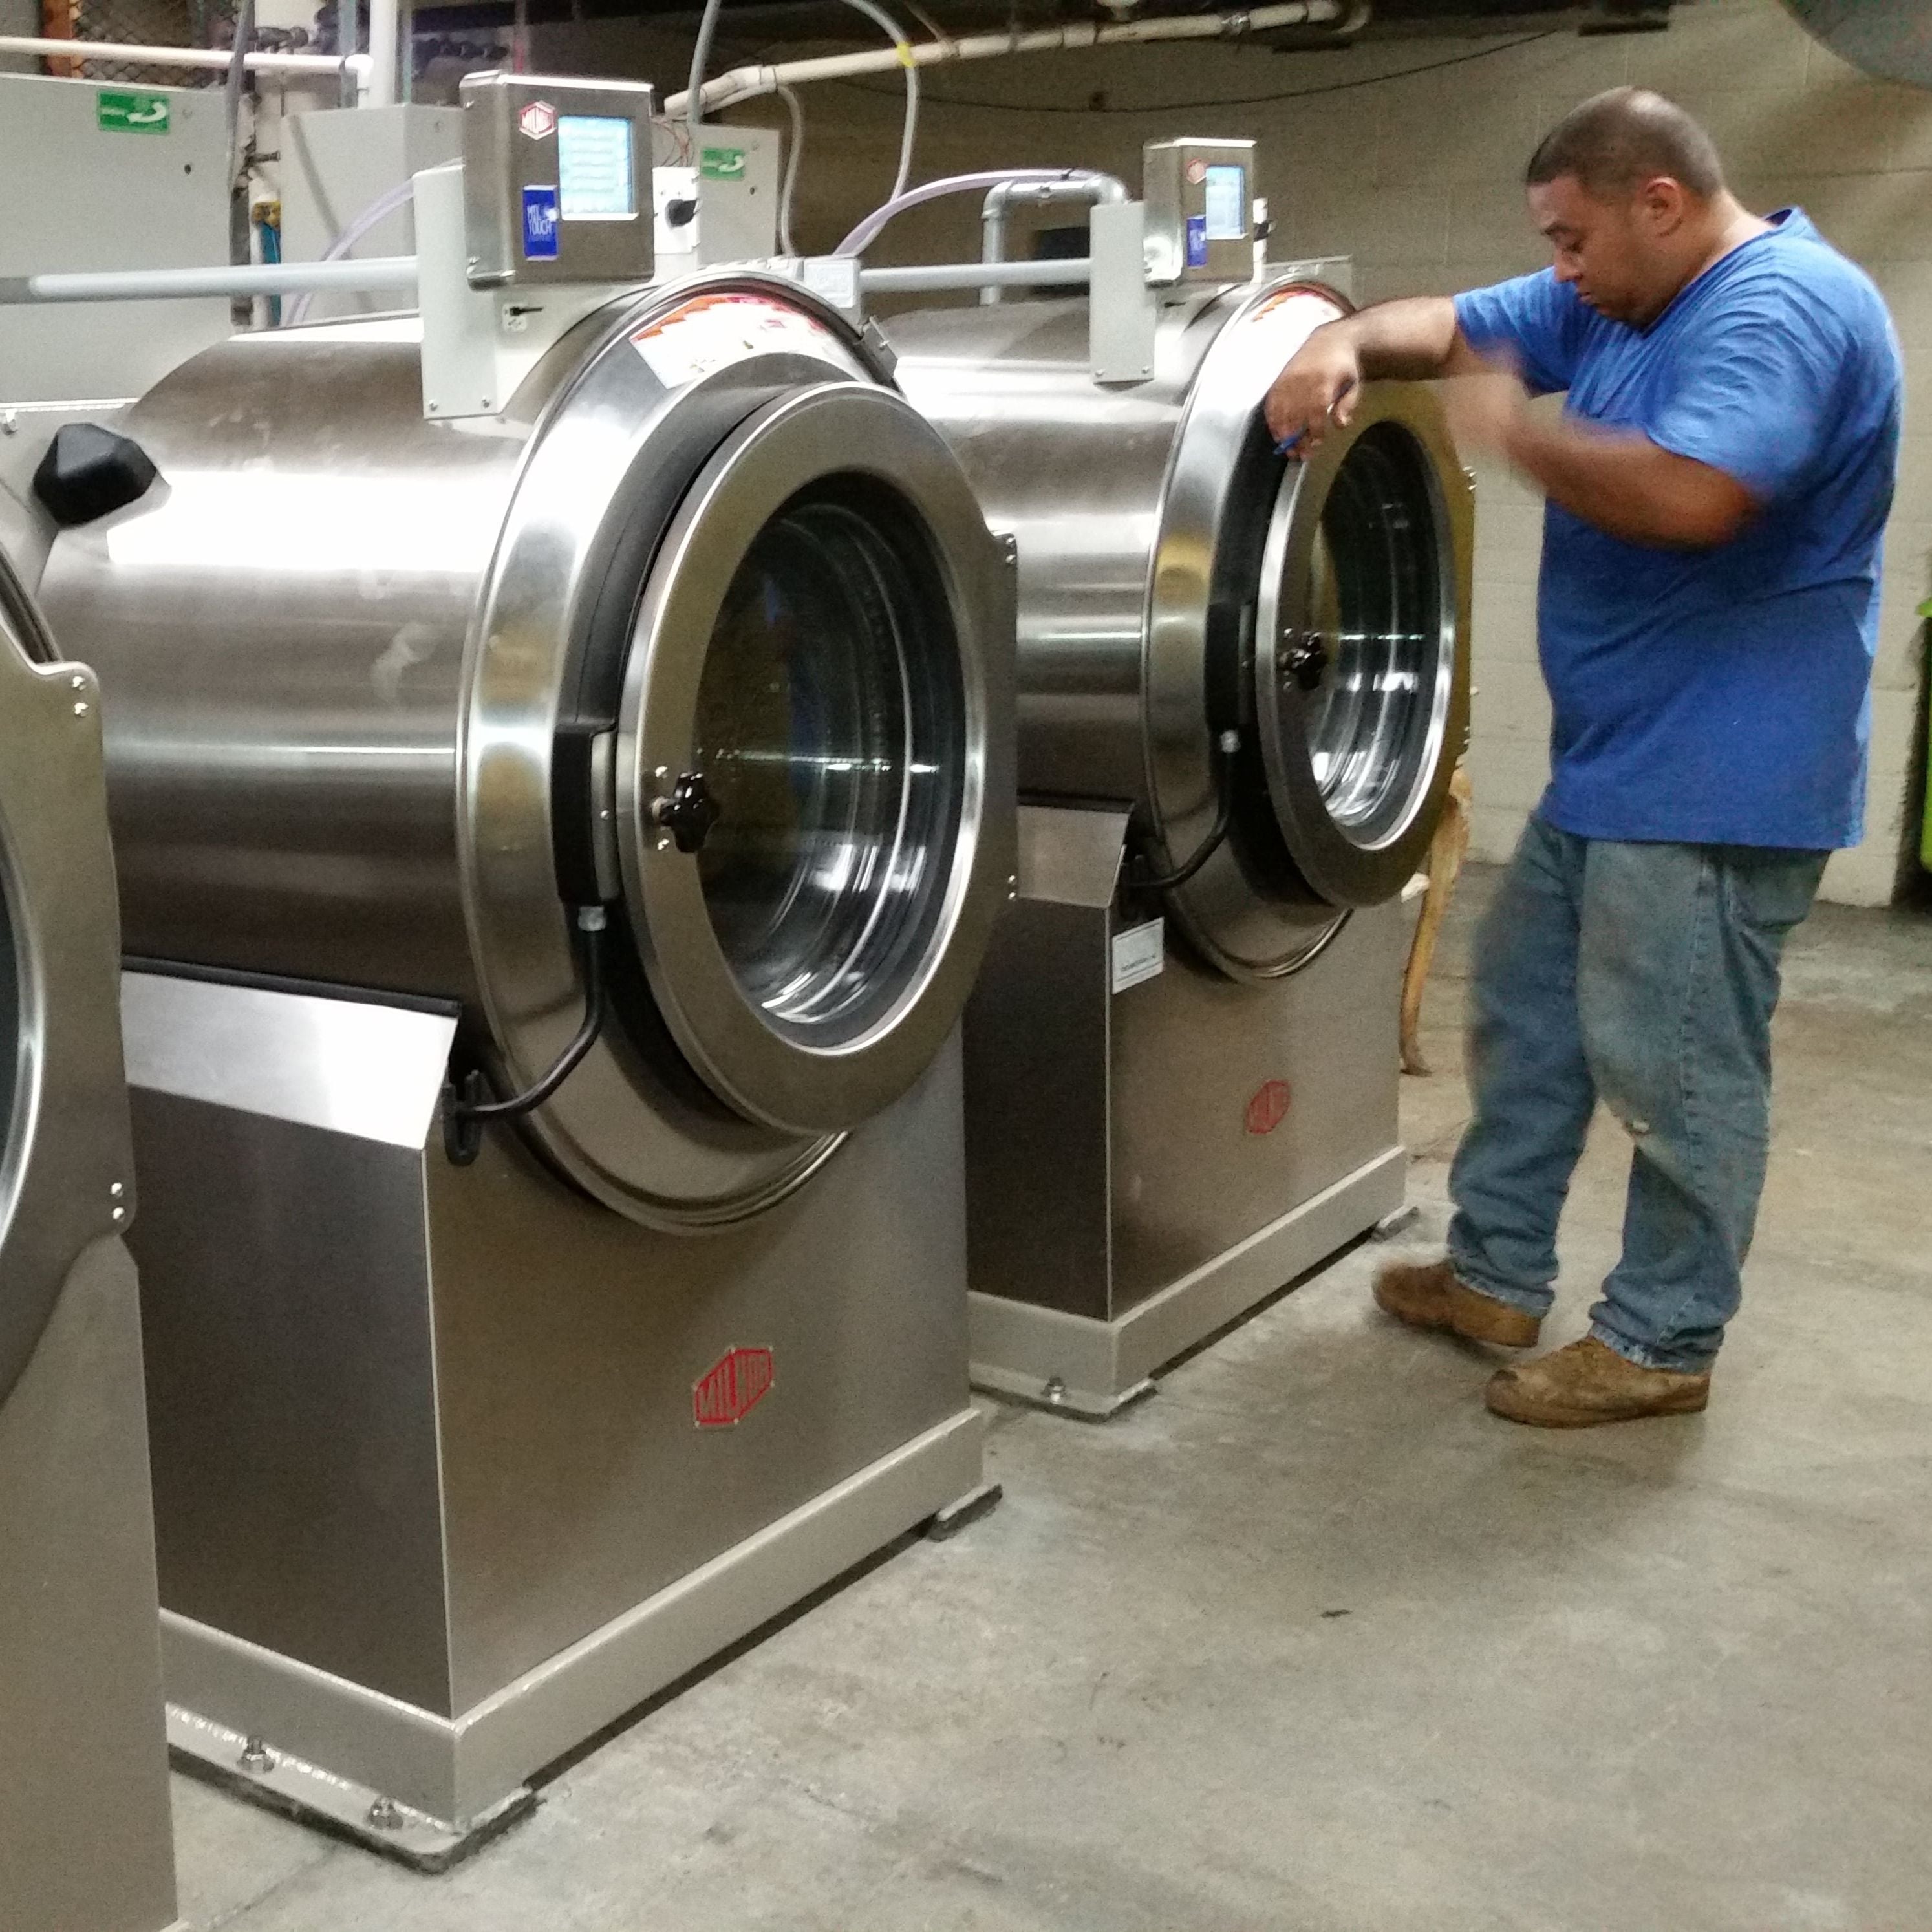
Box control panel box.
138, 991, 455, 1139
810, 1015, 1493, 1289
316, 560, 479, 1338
1143, 137, 1256, 287
653, 125, 782, 272
461, 72, 656, 288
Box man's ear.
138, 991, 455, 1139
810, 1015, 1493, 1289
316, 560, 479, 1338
1637, 175, 1687, 237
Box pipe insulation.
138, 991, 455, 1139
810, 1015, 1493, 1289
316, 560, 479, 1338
0, 32, 372, 75
663, 0, 1363, 118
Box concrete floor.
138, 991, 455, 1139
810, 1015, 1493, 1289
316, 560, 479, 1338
173, 870, 1932, 1932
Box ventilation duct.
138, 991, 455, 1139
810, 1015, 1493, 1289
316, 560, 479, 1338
1778, 1, 1932, 87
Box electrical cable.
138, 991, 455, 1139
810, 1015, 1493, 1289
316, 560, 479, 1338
444, 907, 609, 1165
775, 82, 806, 257
1133, 730, 1240, 892
835, 27, 1554, 116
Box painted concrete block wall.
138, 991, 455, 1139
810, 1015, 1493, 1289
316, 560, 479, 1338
542, 0, 1930, 903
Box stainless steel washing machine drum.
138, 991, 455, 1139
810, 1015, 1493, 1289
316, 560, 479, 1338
0, 546, 133, 1404
39, 277, 1016, 1229
886, 279, 1472, 981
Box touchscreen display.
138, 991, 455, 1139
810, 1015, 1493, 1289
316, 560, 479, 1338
558, 114, 635, 220
1203, 163, 1247, 241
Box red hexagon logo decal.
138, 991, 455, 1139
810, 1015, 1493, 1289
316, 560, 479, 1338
1245, 1079, 1292, 1137
517, 100, 557, 141
693, 1346, 775, 1428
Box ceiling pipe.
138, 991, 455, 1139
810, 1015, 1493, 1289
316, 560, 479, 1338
663, 0, 1369, 118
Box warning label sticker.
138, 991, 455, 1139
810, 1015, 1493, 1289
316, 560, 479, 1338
630, 293, 848, 391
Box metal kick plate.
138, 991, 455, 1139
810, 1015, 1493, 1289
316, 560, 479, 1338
167, 1707, 535, 1875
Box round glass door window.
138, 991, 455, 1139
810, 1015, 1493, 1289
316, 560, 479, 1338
1296, 421, 1443, 846
689, 484, 964, 1046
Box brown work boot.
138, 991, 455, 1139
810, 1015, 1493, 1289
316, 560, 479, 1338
1485, 1336, 1711, 1428
1373, 1258, 1541, 1349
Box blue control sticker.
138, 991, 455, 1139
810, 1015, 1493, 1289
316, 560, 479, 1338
1185, 213, 1208, 270
522, 184, 560, 261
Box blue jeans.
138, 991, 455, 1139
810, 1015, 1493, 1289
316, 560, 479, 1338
1446, 817, 1827, 1373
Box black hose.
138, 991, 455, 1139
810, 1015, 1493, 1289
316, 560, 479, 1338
1133, 729, 1240, 894
444, 908, 608, 1165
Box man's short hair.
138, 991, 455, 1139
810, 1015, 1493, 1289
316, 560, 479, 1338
1526, 87, 1725, 199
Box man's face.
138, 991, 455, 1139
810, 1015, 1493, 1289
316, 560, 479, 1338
1527, 173, 1686, 328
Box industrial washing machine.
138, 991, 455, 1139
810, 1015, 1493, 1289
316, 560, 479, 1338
889, 270, 1472, 1417
0, 543, 180, 1931
38, 262, 1016, 1862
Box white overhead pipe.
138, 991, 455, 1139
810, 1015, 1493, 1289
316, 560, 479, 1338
859, 257, 1089, 294
367, 0, 398, 107
0, 32, 372, 78
662, 0, 1361, 119
0, 258, 418, 304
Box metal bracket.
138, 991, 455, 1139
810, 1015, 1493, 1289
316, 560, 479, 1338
1088, 200, 1157, 386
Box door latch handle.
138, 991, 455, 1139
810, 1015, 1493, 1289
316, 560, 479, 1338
1280, 632, 1330, 692
652, 770, 721, 853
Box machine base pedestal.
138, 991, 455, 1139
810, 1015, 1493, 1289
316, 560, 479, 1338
159, 1408, 986, 1830
167, 1708, 535, 1875
969, 1145, 1406, 1420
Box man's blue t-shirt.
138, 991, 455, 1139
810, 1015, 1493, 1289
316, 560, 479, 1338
1453, 210, 1902, 851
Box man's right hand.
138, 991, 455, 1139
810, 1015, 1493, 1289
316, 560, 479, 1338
1263, 323, 1363, 452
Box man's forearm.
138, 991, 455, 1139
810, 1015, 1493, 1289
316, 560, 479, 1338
1327, 297, 1470, 381
1499, 411, 1752, 550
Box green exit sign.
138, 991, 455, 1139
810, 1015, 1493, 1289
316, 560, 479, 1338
97, 89, 171, 134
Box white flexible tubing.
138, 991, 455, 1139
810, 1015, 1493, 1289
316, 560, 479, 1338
835, 168, 1112, 258
283, 177, 418, 324
831, 0, 919, 204
660, 0, 1351, 120
775, 84, 806, 259
0, 31, 371, 74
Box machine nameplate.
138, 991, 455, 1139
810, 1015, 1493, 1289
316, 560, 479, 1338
1110, 918, 1165, 994
630, 293, 849, 390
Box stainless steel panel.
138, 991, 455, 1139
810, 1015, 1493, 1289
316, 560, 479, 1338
131, 1086, 456, 1713
1109, 901, 1406, 1310
123, 969, 456, 1145
433, 1033, 971, 1708
0, 1240, 180, 1932
967, 1146, 1405, 1415
963, 897, 1113, 1322
961, 886, 1406, 1331
161, 1408, 983, 1825
0, 546, 177, 1932
1016, 801, 1128, 910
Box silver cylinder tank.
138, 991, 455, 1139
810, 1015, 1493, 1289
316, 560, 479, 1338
39, 277, 1018, 1227
887, 279, 1472, 980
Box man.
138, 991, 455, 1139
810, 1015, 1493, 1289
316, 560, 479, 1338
1265, 87, 1902, 1428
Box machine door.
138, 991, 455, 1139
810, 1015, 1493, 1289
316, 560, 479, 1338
617, 383, 1014, 1135
0, 546, 133, 1404
1252, 383, 1470, 914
